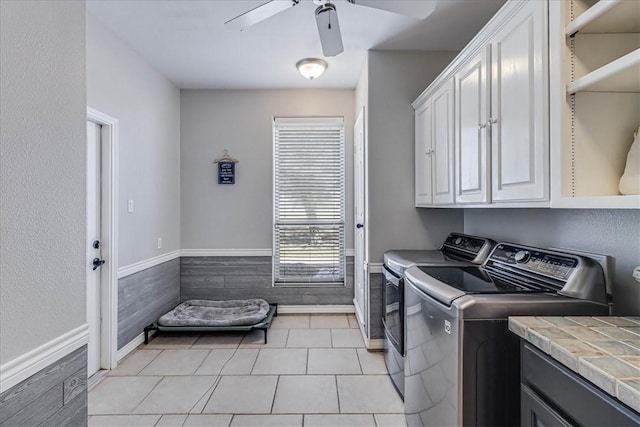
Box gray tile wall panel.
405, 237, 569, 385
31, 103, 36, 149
0, 346, 87, 427
118, 258, 180, 349
180, 256, 354, 306
369, 273, 384, 339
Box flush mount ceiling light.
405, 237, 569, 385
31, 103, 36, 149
296, 58, 328, 80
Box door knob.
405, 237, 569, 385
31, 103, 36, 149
92, 258, 106, 271
356, 223, 364, 229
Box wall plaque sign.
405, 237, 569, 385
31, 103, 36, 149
213, 149, 239, 185
218, 161, 235, 184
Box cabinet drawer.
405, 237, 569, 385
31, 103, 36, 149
521, 342, 640, 426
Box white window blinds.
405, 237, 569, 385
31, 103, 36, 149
273, 117, 345, 285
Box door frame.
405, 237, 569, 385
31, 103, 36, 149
353, 106, 369, 329
87, 107, 119, 370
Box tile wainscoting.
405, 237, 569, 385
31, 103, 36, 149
368, 273, 384, 340
0, 346, 88, 427
117, 255, 359, 354
180, 256, 355, 305
118, 259, 180, 350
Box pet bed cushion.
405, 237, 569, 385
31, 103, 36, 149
158, 299, 270, 327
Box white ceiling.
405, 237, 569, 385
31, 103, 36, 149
88, 0, 506, 89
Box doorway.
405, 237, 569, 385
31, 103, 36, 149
353, 107, 367, 327
86, 108, 119, 377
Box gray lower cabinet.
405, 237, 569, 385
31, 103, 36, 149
520, 342, 640, 426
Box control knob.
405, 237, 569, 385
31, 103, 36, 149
454, 237, 463, 245
514, 250, 531, 264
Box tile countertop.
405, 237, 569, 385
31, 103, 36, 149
509, 316, 640, 413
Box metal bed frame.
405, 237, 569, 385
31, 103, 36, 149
144, 303, 278, 345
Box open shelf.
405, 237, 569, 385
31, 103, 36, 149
566, 0, 640, 35
568, 49, 640, 93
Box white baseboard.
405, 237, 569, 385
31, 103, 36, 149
277, 305, 355, 314
117, 250, 181, 279
352, 298, 365, 325
353, 316, 386, 350
0, 324, 89, 393
116, 330, 158, 362
364, 338, 386, 350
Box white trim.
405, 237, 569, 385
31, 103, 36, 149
353, 314, 386, 350
0, 324, 88, 393
117, 248, 355, 278
87, 107, 119, 371
180, 249, 273, 257
368, 263, 383, 274
277, 305, 355, 314
364, 339, 386, 350
116, 330, 156, 362
353, 298, 365, 326
117, 250, 181, 279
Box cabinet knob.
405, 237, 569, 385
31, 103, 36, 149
425, 149, 434, 156
478, 123, 487, 129
488, 117, 498, 125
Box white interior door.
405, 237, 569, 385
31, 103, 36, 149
87, 120, 103, 377
353, 107, 367, 326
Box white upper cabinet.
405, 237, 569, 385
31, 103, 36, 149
415, 99, 433, 206
490, 0, 549, 203
414, 79, 455, 207
432, 79, 456, 205
455, 46, 491, 205
413, 0, 551, 208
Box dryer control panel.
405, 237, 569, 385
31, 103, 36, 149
488, 244, 578, 281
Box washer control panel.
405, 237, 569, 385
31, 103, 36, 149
489, 244, 578, 281
442, 233, 491, 254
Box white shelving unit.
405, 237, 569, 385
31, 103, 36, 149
568, 49, 640, 93
550, 0, 640, 209
565, 0, 640, 35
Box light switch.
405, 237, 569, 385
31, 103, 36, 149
157, 237, 162, 249
127, 199, 134, 213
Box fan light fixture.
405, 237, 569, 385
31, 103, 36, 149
296, 58, 327, 80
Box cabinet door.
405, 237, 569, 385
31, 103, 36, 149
455, 46, 491, 204
432, 79, 455, 205
490, 0, 548, 202
521, 385, 573, 427
415, 100, 433, 206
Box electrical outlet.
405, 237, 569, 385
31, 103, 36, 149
157, 237, 162, 249
127, 199, 134, 213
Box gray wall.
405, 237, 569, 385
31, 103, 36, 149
464, 209, 640, 315
180, 89, 355, 250
181, 256, 354, 305
0, 0, 87, 364
118, 260, 180, 349
0, 347, 87, 427
367, 51, 464, 262
87, 14, 181, 267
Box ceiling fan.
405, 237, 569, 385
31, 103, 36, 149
225, 0, 438, 57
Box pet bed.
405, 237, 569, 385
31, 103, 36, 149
144, 299, 277, 344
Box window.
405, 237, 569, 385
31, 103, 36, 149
273, 117, 345, 286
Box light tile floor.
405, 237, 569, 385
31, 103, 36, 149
89, 314, 406, 427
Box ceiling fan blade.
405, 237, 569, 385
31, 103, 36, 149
351, 0, 438, 20
315, 3, 344, 57
225, 0, 298, 31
